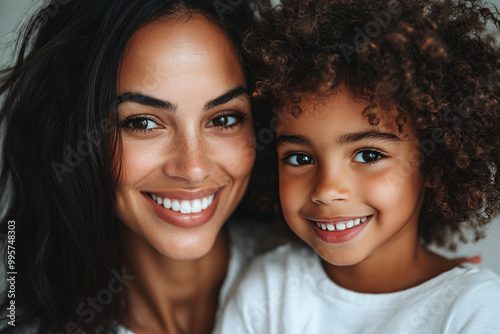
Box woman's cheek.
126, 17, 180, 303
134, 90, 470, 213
217, 132, 256, 176
119, 137, 166, 181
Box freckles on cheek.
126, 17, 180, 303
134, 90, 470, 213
119, 140, 164, 183
218, 136, 256, 176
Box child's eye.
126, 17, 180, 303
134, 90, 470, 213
353, 149, 386, 164
283, 153, 315, 166
122, 116, 160, 133
207, 111, 246, 129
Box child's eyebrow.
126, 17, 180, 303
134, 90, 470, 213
337, 131, 400, 144
276, 131, 400, 147
276, 134, 311, 147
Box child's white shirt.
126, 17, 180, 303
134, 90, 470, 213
214, 243, 500, 334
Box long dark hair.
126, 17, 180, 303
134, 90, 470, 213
0, 0, 252, 332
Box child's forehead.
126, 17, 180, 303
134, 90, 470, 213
279, 91, 387, 120
276, 90, 407, 135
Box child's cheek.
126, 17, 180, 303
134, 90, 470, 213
361, 162, 421, 216
279, 171, 307, 222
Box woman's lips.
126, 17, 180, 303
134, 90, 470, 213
144, 188, 223, 228
148, 192, 215, 214
308, 215, 372, 243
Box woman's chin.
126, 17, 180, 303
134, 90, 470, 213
150, 231, 222, 261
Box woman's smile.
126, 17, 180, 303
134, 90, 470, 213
147, 191, 216, 214
144, 188, 222, 228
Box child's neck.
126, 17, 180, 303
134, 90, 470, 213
322, 235, 457, 294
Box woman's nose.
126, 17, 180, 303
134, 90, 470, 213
310, 163, 352, 205
163, 132, 212, 184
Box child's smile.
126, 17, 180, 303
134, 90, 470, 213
306, 214, 372, 244
276, 89, 425, 274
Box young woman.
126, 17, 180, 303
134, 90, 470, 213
0, 0, 274, 332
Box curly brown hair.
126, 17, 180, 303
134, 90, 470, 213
245, 0, 500, 249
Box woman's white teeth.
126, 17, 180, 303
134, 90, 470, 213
164, 198, 172, 209
316, 216, 369, 231
150, 193, 215, 214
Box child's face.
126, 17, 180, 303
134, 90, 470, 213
276, 90, 423, 267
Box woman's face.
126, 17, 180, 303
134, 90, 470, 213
115, 15, 255, 260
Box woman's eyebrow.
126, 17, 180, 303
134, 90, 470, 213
114, 86, 248, 112
203, 86, 248, 111
115, 92, 177, 111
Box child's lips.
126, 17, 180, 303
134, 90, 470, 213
307, 215, 372, 232
308, 216, 373, 244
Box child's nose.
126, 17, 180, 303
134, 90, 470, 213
310, 164, 352, 204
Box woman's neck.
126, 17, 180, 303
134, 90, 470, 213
118, 224, 230, 334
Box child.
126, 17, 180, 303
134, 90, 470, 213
215, 0, 500, 333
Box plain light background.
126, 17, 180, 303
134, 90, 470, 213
1, 0, 499, 275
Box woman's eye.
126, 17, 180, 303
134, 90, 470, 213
353, 150, 384, 163
207, 115, 238, 127
123, 117, 159, 131
283, 154, 314, 166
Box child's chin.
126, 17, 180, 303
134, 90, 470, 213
317, 249, 366, 268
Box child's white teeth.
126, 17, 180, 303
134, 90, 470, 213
150, 193, 215, 214
315, 216, 370, 231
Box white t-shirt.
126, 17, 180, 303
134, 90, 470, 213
215, 243, 500, 334
118, 218, 286, 334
